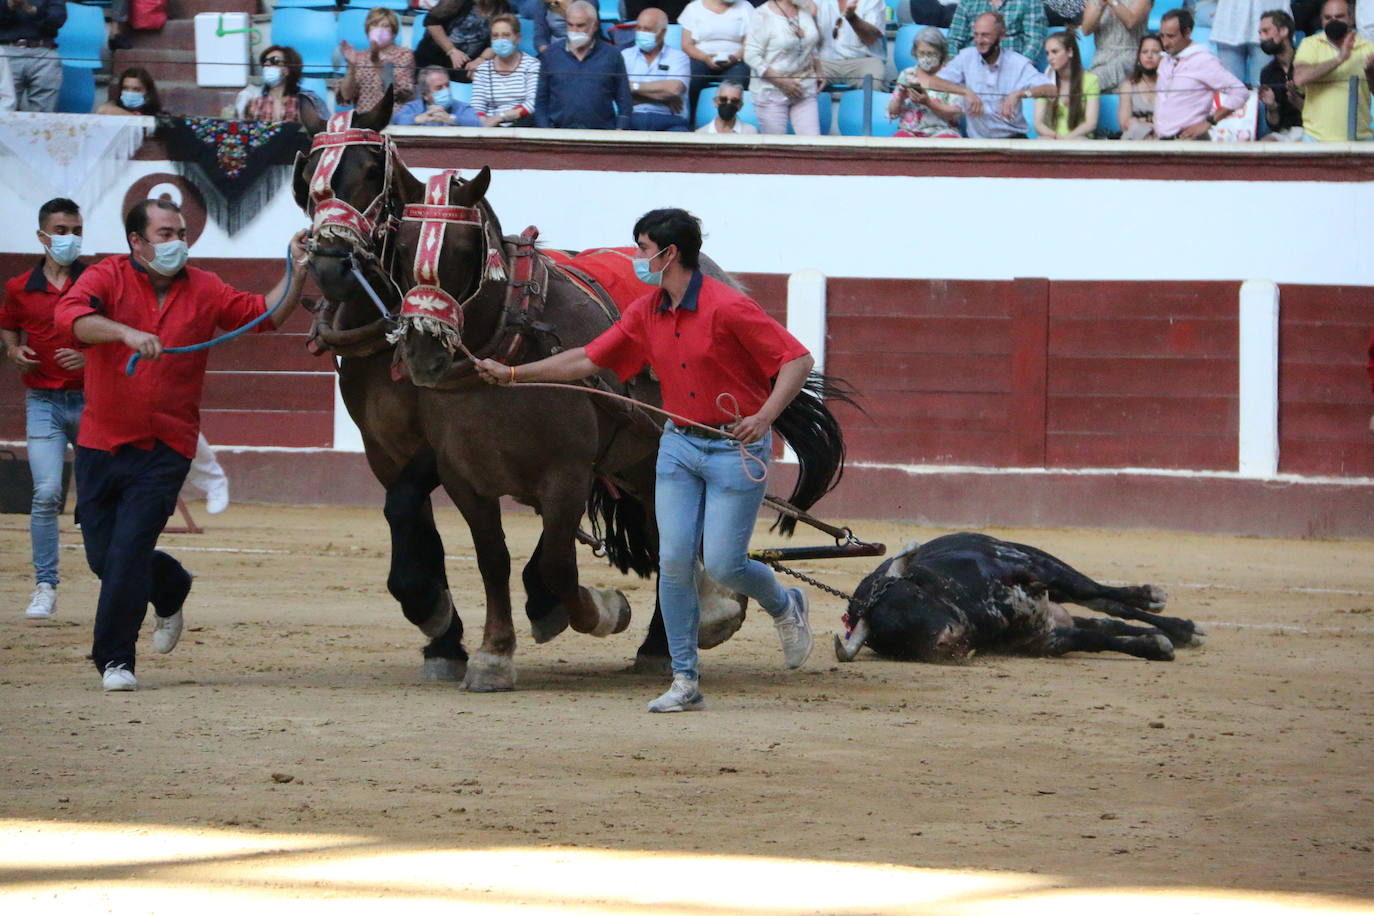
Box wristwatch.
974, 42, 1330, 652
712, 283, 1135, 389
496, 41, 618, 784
632, 82, 641, 91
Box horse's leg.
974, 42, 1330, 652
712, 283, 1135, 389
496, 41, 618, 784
523, 534, 570, 644
537, 476, 631, 638
634, 593, 672, 675
442, 478, 517, 692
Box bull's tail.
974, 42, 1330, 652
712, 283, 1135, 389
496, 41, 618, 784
587, 477, 658, 578
771, 371, 862, 536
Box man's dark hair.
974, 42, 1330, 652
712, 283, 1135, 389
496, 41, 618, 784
632, 208, 702, 270
718, 78, 746, 93
38, 198, 80, 228
1261, 8, 1296, 34
125, 199, 182, 239
1161, 7, 1194, 32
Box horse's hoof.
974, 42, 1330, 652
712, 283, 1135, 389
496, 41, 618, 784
631, 654, 671, 676
463, 651, 516, 692
697, 579, 747, 650
420, 657, 467, 682
530, 604, 570, 644
1146, 585, 1168, 610
586, 587, 631, 638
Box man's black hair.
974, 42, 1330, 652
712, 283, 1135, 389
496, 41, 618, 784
125, 199, 182, 240
1261, 8, 1295, 33
632, 208, 702, 270
1162, 7, 1195, 32
38, 198, 80, 228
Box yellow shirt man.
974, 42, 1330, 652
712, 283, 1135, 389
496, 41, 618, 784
1295, 32, 1374, 140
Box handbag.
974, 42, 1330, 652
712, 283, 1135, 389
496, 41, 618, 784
129, 0, 168, 31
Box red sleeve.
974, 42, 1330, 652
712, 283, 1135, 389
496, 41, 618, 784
204, 270, 268, 332
584, 297, 650, 382
722, 293, 809, 380
53, 259, 112, 342
0, 278, 17, 330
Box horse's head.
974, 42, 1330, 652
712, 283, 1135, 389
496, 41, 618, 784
390, 166, 508, 387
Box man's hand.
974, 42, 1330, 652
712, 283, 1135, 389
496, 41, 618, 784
121, 328, 162, 360
289, 228, 310, 265
729, 412, 772, 445
999, 90, 1024, 121
1338, 30, 1356, 63
1258, 85, 1276, 106
53, 347, 84, 372
5, 343, 39, 370
448, 47, 470, 68
1178, 119, 1211, 139
464, 57, 483, 72
963, 90, 984, 116
480, 113, 503, 127
474, 357, 515, 385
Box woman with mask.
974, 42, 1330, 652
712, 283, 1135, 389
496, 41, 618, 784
1119, 32, 1162, 138
1081, 0, 1152, 92
745, 0, 823, 133
888, 27, 962, 137
1035, 30, 1100, 139
680, 0, 754, 120
235, 46, 325, 122
96, 68, 163, 116
416, 0, 513, 78
471, 13, 541, 125
338, 7, 417, 113
695, 77, 759, 131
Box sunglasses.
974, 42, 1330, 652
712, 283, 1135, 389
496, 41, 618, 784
263, 56, 286, 65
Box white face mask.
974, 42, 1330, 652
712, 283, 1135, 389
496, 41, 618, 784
566, 30, 592, 49
917, 53, 942, 72
262, 65, 284, 87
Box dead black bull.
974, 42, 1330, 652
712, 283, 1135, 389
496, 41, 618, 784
836, 533, 1206, 664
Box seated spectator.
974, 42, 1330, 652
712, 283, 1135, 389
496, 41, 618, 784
535, 0, 634, 128
888, 27, 963, 136
394, 65, 483, 125
1035, 30, 1100, 138
472, 13, 541, 125
679, 0, 753, 117
920, 11, 1055, 137
815, 0, 888, 88
1119, 32, 1162, 137
1081, 0, 1152, 91
1293, 0, 1374, 141
535, 0, 571, 55
1154, 7, 1248, 139
745, 0, 823, 134
623, 8, 693, 130
417, 0, 513, 77
910, 0, 958, 28
235, 46, 326, 123
1258, 8, 1304, 139
695, 76, 760, 131
95, 66, 162, 116
338, 7, 416, 112
948, 0, 1047, 60
0, 0, 63, 111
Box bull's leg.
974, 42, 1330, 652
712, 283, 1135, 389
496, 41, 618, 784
442, 479, 517, 692
1071, 616, 1166, 638
522, 535, 570, 644
1042, 624, 1175, 661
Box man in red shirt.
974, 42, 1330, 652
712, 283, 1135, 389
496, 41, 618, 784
475, 208, 816, 712
54, 198, 308, 692
1, 198, 87, 622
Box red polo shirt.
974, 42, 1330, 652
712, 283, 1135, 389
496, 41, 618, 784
585, 271, 809, 426
0, 259, 86, 391
54, 255, 268, 459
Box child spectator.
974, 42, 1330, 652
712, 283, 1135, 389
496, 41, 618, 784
1035, 29, 1100, 138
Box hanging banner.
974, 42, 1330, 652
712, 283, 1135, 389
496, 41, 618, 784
0, 112, 153, 208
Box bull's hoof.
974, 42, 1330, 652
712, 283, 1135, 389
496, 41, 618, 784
1143, 633, 1175, 662
463, 651, 516, 692
585, 587, 631, 638
1146, 585, 1169, 610
530, 604, 570, 644
1176, 622, 1206, 648
420, 657, 467, 682
631, 653, 671, 676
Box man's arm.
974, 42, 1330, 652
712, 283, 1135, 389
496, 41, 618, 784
916, 69, 987, 115
1294, 33, 1352, 86
612, 54, 633, 129
474, 347, 599, 384
535, 61, 552, 127
71, 314, 163, 359
731, 353, 815, 444
261, 230, 310, 329
1, 326, 39, 369
843, 0, 884, 47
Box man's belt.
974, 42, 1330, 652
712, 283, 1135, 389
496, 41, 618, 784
0, 38, 57, 48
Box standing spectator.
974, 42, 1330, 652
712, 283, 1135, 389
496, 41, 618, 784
1081, 0, 1152, 91
1258, 8, 1304, 138
95, 67, 162, 116
745, 0, 823, 134
628, 0, 691, 19
623, 7, 693, 130
910, 0, 958, 27
0, 0, 66, 112
1293, 0, 1374, 141
1119, 31, 1163, 136
53, 200, 309, 692
535, 0, 570, 55
235, 46, 326, 122
696, 76, 760, 130
888, 26, 963, 136
1035, 29, 1101, 137
471, 13, 540, 125
920, 11, 1055, 137
0, 45, 16, 111
679, 0, 753, 117
338, 7, 416, 113
1154, 7, 1248, 138
815, 0, 888, 87
393, 65, 483, 124
948, 0, 1046, 60
536, 0, 634, 129
1214, 0, 1291, 85
1, 198, 85, 622
417, 0, 512, 76
107, 0, 130, 51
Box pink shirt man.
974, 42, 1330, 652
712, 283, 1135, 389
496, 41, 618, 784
1155, 42, 1248, 139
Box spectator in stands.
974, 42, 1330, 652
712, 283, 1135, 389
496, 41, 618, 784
1258, 8, 1305, 138
948, 0, 1046, 60
235, 46, 326, 123
96, 66, 162, 116
536, 0, 634, 128
1119, 31, 1162, 136
394, 65, 483, 124
1081, 0, 1152, 91
623, 7, 693, 130
1293, 0, 1374, 140
1214, 0, 1288, 86
107, 0, 131, 51
629, 0, 692, 21
910, 0, 958, 28
919, 11, 1055, 137
0, 0, 65, 112
339, 7, 416, 113
680, 0, 753, 117
888, 27, 963, 136
535, 0, 570, 55
0, 46, 15, 111
696, 75, 760, 130
1155, 7, 1248, 138
417, 0, 513, 77
745, 0, 823, 134
472, 13, 540, 125
815, 0, 888, 88
1035, 29, 1100, 137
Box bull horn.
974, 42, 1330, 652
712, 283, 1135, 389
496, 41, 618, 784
833, 619, 869, 662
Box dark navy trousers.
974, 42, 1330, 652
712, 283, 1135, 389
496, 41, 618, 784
75, 442, 193, 673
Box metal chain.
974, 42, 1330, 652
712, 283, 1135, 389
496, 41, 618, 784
764, 560, 855, 603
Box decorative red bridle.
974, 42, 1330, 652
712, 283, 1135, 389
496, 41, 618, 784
304, 110, 398, 250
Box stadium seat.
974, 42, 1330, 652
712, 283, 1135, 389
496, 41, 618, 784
1075, 30, 1094, 69
56, 66, 95, 112
412, 15, 429, 48
1192, 26, 1212, 48
693, 84, 759, 130
665, 23, 682, 49
518, 17, 537, 55
1023, 95, 1037, 137
299, 76, 334, 114
1096, 90, 1119, 135
451, 79, 473, 103
598, 0, 621, 21
893, 23, 920, 73
345, 0, 409, 9
273, 0, 337, 8
338, 8, 370, 49
836, 87, 901, 136
56, 2, 105, 69
272, 8, 340, 75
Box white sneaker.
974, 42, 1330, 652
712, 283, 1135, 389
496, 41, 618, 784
205, 479, 229, 515
774, 587, 813, 669
647, 674, 705, 713
24, 583, 56, 620
152, 609, 184, 654
102, 663, 137, 692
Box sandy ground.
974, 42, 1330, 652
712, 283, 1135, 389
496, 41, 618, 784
1, 504, 1372, 914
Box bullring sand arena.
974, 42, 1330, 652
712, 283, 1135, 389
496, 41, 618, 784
2, 504, 1371, 914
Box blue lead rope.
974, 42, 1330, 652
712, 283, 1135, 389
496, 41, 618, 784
125, 247, 297, 376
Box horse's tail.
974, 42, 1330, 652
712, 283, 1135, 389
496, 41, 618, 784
771, 371, 863, 536
587, 477, 659, 578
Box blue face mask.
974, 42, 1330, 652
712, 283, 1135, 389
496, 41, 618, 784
632, 247, 670, 286
144, 238, 189, 276
262, 65, 284, 88
42, 232, 82, 266
490, 38, 516, 57
432, 87, 454, 108
634, 31, 659, 53
120, 91, 145, 110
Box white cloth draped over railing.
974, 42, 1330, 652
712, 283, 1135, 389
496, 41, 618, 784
0, 112, 153, 208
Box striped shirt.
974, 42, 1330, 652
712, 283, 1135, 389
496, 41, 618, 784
471, 53, 541, 121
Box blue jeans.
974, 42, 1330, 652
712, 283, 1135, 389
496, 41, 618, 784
655, 424, 789, 681
629, 111, 691, 132
25, 389, 83, 586
1215, 42, 1267, 87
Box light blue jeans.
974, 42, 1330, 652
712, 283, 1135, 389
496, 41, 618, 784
26, 389, 83, 585
655, 423, 790, 681
1215, 42, 1267, 87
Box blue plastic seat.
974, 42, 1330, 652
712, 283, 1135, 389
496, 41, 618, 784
56, 2, 106, 70
1075, 30, 1094, 69
1097, 90, 1119, 135
893, 23, 921, 73
338, 8, 370, 49
299, 75, 334, 114
56, 66, 95, 112
664, 23, 682, 49
450, 79, 474, 103
693, 84, 759, 130
599, 0, 620, 21
1022, 95, 1038, 137
345, 0, 409, 8
1192, 26, 1212, 48
273, 0, 337, 8
272, 8, 341, 75
836, 86, 901, 136
517, 17, 537, 55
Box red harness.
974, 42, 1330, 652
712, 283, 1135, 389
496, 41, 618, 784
395, 170, 482, 337
306, 110, 397, 247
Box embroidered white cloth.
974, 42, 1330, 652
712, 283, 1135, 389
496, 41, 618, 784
0, 112, 153, 206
